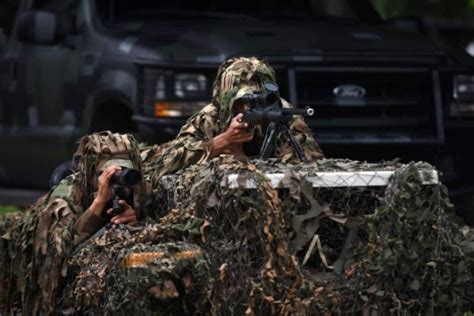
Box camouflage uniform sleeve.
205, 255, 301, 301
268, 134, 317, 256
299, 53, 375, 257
147, 104, 218, 179
48, 176, 103, 246
276, 99, 325, 162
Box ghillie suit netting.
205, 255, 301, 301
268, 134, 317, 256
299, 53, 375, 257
60, 156, 474, 315
0, 131, 145, 315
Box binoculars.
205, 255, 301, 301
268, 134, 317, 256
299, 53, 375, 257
110, 168, 142, 217
111, 168, 142, 187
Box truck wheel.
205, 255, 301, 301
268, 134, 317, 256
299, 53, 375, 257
89, 101, 136, 133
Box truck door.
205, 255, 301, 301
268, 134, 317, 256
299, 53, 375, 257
27, 0, 80, 128
0, 0, 30, 128
0, 53, 13, 126
0, 0, 81, 188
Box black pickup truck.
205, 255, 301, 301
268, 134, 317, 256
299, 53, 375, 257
1, 0, 474, 220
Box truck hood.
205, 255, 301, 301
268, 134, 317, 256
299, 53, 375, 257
111, 19, 444, 64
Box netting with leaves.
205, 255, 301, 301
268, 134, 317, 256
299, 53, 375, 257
60, 157, 473, 315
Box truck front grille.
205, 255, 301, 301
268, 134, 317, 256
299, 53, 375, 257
285, 68, 441, 144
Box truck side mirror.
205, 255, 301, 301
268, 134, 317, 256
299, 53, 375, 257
466, 41, 474, 57
17, 11, 71, 45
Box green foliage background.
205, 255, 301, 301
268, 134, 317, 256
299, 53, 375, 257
371, 0, 474, 19
0, 206, 20, 215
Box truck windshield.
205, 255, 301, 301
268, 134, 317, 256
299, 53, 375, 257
95, 0, 378, 26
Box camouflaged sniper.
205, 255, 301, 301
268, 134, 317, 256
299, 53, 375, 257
0, 131, 145, 315
143, 57, 324, 183
73, 131, 146, 219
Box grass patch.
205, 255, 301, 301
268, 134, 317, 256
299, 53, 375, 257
0, 205, 21, 215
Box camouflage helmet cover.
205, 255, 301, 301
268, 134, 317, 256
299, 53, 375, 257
73, 131, 144, 211
211, 57, 277, 127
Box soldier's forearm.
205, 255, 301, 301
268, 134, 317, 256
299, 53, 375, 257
73, 208, 108, 245
89, 197, 107, 217
210, 133, 231, 158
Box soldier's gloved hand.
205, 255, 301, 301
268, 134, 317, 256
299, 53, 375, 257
96, 165, 121, 204
223, 113, 254, 144
107, 200, 138, 226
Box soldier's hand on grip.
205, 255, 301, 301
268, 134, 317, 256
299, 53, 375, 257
224, 113, 254, 144
107, 200, 137, 226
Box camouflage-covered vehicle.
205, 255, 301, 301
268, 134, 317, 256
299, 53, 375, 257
2, 151, 473, 315
1, 0, 474, 226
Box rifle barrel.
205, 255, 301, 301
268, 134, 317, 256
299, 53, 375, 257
280, 107, 314, 116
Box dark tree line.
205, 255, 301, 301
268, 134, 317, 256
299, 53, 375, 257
372, 0, 474, 19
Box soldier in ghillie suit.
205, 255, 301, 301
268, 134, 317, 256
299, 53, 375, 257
0, 131, 213, 315
0, 131, 145, 314
143, 57, 324, 183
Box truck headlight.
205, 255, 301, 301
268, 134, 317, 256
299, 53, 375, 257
174, 73, 208, 98
143, 69, 210, 117
450, 103, 474, 117
451, 74, 474, 117
154, 101, 207, 117
453, 74, 474, 100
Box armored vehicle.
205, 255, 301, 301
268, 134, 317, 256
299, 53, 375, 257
0, 0, 473, 221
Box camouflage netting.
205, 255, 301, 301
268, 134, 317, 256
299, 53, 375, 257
61, 228, 213, 315
60, 156, 474, 315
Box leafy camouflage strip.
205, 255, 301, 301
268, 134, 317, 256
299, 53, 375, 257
0, 211, 22, 312
148, 156, 474, 314
0, 188, 81, 315
353, 164, 474, 313
0, 131, 146, 315
0, 212, 22, 239
143, 57, 324, 184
